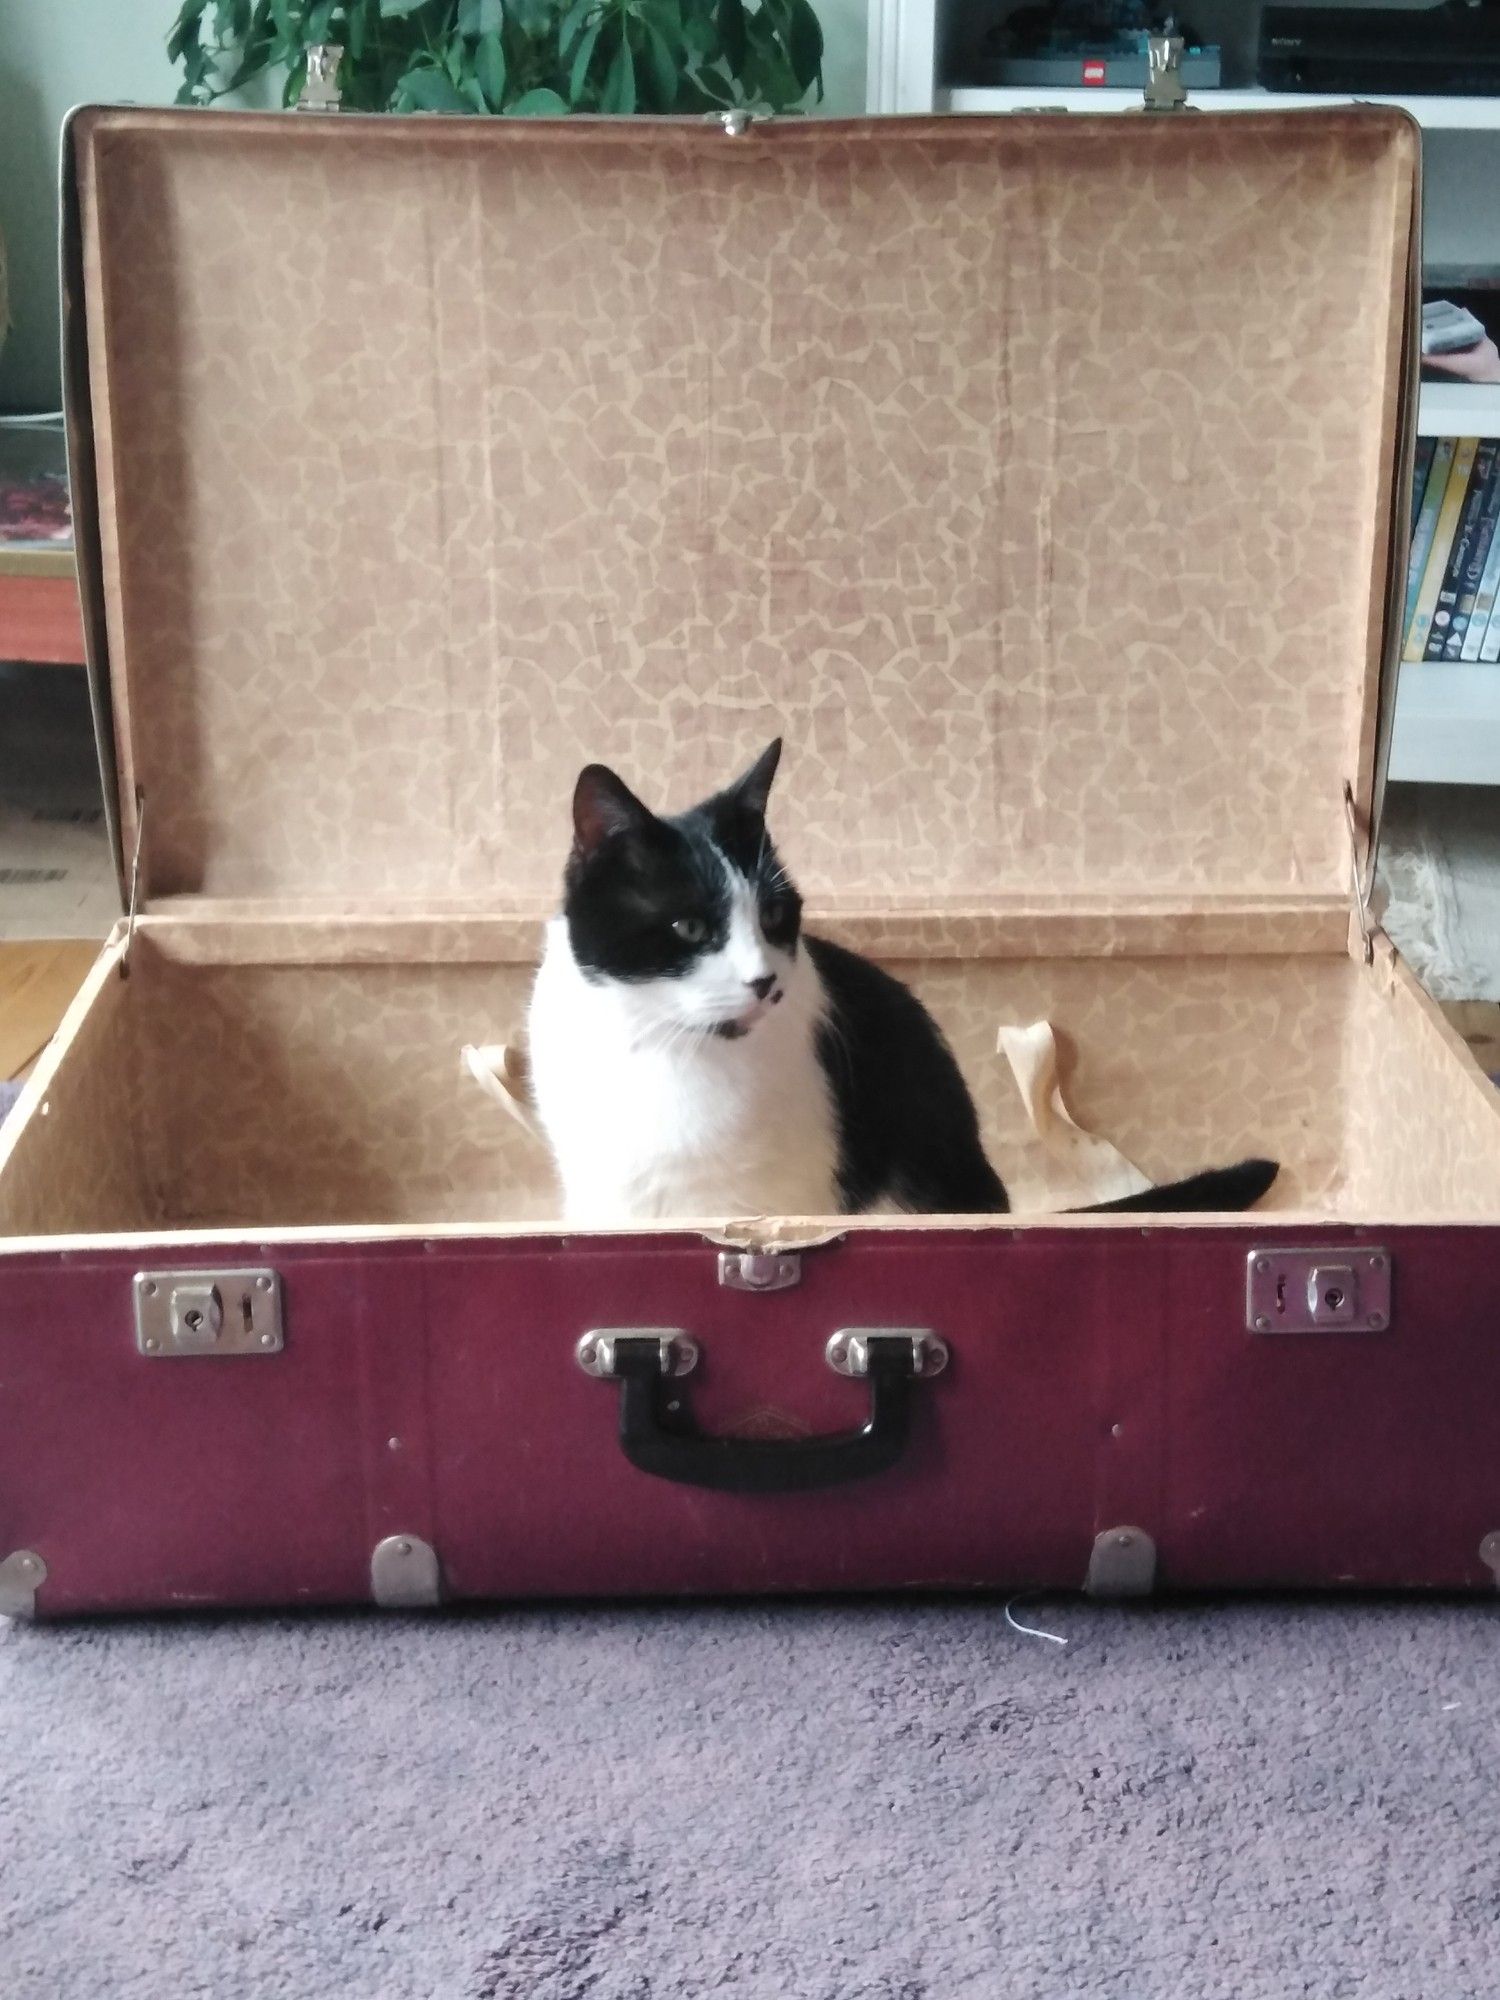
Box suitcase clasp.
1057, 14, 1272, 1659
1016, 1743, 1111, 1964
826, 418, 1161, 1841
133, 1269, 284, 1357
1246, 1249, 1390, 1335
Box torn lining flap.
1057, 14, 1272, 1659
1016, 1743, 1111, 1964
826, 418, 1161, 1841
461, 1041, 545, 1142
997, 1021, 1152, 1208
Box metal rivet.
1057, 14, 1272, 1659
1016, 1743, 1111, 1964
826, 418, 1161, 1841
141, 1279, 158, 1297
1115, 1531, 1133, 1548
258, 1332, 275, 1348
1368, 1255, 1386, 1271
256, 1275, 273, 1292
1254, 1257, 1270, 1275
143, 1337, 160, 1352
1110, 1423, 1123, 1438
19, 1557, 37, 1574
395, 1539, 411, 1557
387, 1437, 401, 1451
1254, 1315, 1271, 1331
1367, 1313, 1386, 1329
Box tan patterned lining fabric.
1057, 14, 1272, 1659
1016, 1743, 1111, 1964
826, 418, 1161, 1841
76, 108, 1411, 912
4, 936, 1498, 1235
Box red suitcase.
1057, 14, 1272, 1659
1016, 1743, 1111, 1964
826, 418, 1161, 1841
3, 102, 1499, 1621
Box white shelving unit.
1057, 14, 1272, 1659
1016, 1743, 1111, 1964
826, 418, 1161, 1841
1390, 668, 1500, 786
1418, 382, 1500, 439
866, 16, 1500, 784
940, 85, 1500, 130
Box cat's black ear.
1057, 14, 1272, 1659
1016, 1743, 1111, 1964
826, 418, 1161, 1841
726, 738, 782, 819
572, 764, 652, 857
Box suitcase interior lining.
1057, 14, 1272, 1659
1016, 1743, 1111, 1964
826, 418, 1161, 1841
76, 111, 1407, 921
4, 927, 1498, 1237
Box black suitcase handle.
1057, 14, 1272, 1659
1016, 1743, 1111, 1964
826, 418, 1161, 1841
588, 1332, 943, 1495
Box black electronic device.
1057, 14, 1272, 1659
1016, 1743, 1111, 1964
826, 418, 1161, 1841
1259, 1, 1500, 95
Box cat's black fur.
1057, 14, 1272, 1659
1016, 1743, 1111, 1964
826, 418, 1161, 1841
561, 740, 1278, 1217
808, 934, 1277, 1215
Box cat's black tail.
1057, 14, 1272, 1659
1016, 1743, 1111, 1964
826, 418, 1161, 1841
1074, 1157, 1279, 1215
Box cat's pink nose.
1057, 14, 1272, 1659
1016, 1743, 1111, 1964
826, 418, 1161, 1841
747, 974, 776, 1000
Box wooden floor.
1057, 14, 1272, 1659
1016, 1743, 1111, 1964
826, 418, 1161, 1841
0, 940, 99, 1083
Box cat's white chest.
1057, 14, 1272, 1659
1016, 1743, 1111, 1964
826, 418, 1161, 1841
526, 926, 839, 1223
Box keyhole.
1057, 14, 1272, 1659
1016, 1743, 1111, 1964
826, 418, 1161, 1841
184, 1308, 204, 1332
1324, 1286, 1345, 1312
1274, 1274, 1287, 1315
240, 1293, 254, 1334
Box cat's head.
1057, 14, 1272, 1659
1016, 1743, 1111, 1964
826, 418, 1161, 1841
560, 739, 802, 1041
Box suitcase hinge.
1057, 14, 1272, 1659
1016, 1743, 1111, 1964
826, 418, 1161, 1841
370, 1534, 442, 1609
1139, 31, 1192, 113
1085, 1526, 1156, 1597
1345, 782, 1376, 965
118, 786, 145, 979
718, 1249, 801, 1292
299, 43, 345, 112
0, 1550, 47, 1621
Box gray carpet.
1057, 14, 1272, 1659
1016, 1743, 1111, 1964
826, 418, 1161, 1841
4, 1597, 1497, 1998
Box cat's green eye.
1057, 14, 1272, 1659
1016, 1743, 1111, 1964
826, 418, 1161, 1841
672, 916, 709, 945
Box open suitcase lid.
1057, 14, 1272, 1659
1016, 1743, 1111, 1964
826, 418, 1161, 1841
62, 107, 1418, 926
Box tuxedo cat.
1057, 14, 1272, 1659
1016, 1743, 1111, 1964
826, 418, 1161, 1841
526, 740, 1278, 1223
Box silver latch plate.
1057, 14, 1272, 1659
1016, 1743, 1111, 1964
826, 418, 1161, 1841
718, 1250, 800, 1293
1246, 1249, 1390, 1335
134, 1269, 283, 1357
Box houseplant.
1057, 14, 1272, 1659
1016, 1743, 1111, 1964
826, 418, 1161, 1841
167, 0, 824, 117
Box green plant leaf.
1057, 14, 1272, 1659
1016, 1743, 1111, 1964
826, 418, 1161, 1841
346, 1, 366, 55
780, 0, 822, 89
269, 0, 295, 33
567, 18, 602, 98
167, 2, 206, 65
601, 34, 636, 110
380, 0, 428, 16
400, 63, 472, 108
307, 0, 335, 36
475, 29, 507, 104
716, 0, 746, 71
446, 38, 466, 81
691, 62, 735, 104
506, 85, 571, 112
459, 0, 505, 32
642, 20, 678, 107
557, 0, 591, 50
638, 0, 682, 37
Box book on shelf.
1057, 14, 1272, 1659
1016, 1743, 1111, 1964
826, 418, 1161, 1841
1464, 516, 1500, 661
1403, 436, 1448, 645
1481, 572, 1500, 662
1406, 437, 1477, 661
1426, 440, 1496, 661
1443, 443, 1500, 658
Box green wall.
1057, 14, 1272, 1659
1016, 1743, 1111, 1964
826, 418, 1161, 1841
0, 0, 868, 414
